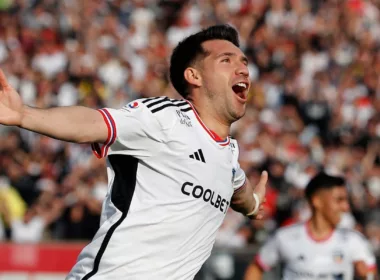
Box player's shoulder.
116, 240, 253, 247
122, 96, 192, 129
229, 137, 239, 154
275, 222, 304, 240
140, 96, 190, 114
229, 137, 239, 148
335, 227, 368, 243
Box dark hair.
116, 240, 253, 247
305, 171, 346, 202
169, 24, 240, 98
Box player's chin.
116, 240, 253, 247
229, 96, 247, 121
230, 106, 246, 121
330, 216, 341, 228
236, 100, 247, 115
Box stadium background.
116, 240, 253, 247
0, 0, 380, 279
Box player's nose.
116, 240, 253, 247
341, 201, 350, 212
235, 62, 249, 77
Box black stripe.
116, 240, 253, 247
172, 99, 186, 103
194, 152, 200, 161
189, 154, 194, 159
146, 97, 169, 108
181, 107, 192, 112
142, 96, 161, 104
198, 149, 205, 163
151, 103, 191, 113
82, 155, 138, 280
176, 101, 189, 107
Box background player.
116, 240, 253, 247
244, 171, 377, 280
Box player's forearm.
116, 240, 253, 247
230, 180, 256, 215
355, 261, 378, 280
20, 105, 107, 144
244, 264, 263, 280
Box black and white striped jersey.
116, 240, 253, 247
66, 97, 247, 280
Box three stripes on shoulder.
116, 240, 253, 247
142, 97, 192, 113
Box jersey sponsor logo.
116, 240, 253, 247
286, 267, 345, 279
128, 101, 139, 109
332, 273, 344, 280
286, 267, 315, 278
189, 149, 206, 163
181, 182, 229, 214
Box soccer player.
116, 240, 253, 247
244, 171, 377, 280
0, 25, 267, 279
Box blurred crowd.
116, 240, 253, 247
0, 0, 380, 260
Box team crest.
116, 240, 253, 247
128, 101, 139, 109
332, 250, 344, 263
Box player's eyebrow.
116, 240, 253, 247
216, 52, 248, 65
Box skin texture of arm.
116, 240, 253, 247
21, 105, 108, 144
230, 172, 267, 219
355, 261, 378, 280
0, 69, 108, 144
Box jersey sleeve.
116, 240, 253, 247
255, 233, 281, 271
92, 100, 164, 159
232, 162, 246, 191
230, 139, 247, 191
349, 231, 377, 270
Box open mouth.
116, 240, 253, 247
232, 82, 248, 102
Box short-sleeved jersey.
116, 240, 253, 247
255, 222, 376, 280
66, 97, 246, 280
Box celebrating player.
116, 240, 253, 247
0, 25, 267, 279
244, 171, 377, 280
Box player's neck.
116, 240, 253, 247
188, 99, 230, 139
307, 214, 335, 242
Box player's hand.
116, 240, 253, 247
252, 171, 268, 220
0, 69, 24, 126
252, 197, 266, 220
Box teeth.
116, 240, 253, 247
236, 82, 247, 89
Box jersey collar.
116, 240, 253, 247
305, 220, 334, 243
186, 100, 230, 146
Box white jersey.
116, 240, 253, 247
66, 97, 246, 280
256, 222, 376, 280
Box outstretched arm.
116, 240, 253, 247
0, 70, 107, 144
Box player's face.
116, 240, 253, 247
199, 40, 250, 123
318, 186, 349, 227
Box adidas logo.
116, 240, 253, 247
297, 255, 305, 261
189, 149, 206, 163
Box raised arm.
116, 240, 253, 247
0, 70, 107, 144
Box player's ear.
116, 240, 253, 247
184, 67, 202, 88
312, 195, 323, 210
